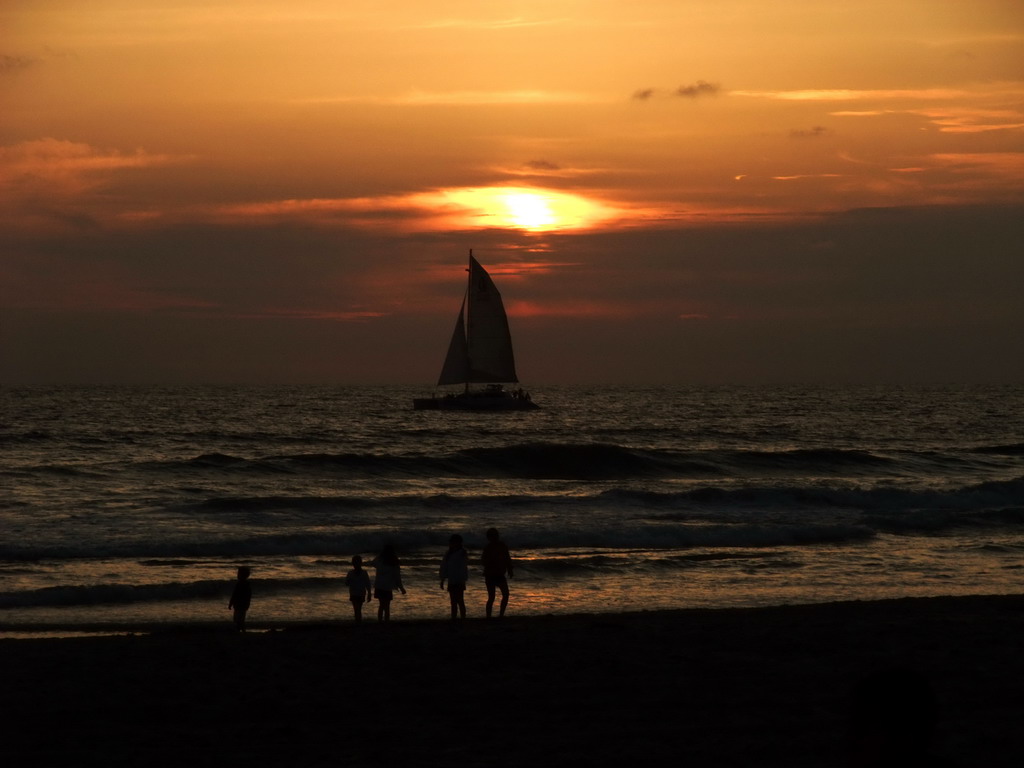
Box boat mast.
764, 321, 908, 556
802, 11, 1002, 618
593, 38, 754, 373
464, 249, 472, 394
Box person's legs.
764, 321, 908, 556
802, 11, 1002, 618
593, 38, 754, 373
485, 581, 497, 618
451, 584, 466, 619
376, 590, 392, 621
498, 580, 510, 617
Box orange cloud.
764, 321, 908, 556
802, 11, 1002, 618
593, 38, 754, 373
910, 107, 1024, 133
0, 139, 179, 193
0, 139, 184, 231
507, 299, 640, 319
832, 106, 1024, 132
772, 174, 844, 181
292, 90, 600, 106
931, 152, 1024, 176
417, 16, 568, 31
226, 308, 389, 322
215, 186, 642, 233
734, 88, 969, 101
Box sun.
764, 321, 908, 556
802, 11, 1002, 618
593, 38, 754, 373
501, 191, 557, 230
432, 186, 617, 232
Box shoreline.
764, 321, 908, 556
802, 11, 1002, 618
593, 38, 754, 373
3, 589, 1019, 639
3, 594, 1022, 766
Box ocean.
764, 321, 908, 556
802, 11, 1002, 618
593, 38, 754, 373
2, 384, 1022, 634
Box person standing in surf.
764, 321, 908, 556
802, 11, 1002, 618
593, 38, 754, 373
345, 555, 373, 624
370, 544, 406, 622
481, 528, 514, 619
228, 566, 252, 632
439, 534, 469, 620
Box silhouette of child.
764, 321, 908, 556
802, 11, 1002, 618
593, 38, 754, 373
345, 555, 372, 623
370, 544, 406, 622
439, 534, 469, 620
228, 566, 252, 632
481, 527, 514, 618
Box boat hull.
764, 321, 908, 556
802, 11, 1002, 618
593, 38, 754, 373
413, 393, 539, 411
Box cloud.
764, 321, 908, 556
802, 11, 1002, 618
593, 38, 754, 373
909, 107, 1024, 133
790, 126, 833, 139
0, 139, 178, 190
495, 160, 606, 182
4, 205, 1022, 384
734, 88, 968, 101
632, 81, 721, 101
400, 89, 596, 105
0, 54, 37, 74
419, 17, 568, 31
225, 308, 388, 322
0, 139, 185, 232
772, 174, 844, 181
524, 160, 561, 172
831, 105, 1024, 133
931, 152, 1024, 177
508, 298, 639, 319
676, 80, 720, 98
212, 186, 642, 233
295, 90, 598, 106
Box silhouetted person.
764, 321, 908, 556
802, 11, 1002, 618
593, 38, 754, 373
370, 544, 406, 622
228, 566, 252, 632
345, 555, 372, 623
439, 534, 468, 620
846, 666, 957, 767
481, 527, 514, 618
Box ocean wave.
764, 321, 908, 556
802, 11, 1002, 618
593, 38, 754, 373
0, 531, 441, 563
13, 464, 110, 478
4, 476, 1020, 563
607, 476, 1024, 515
864, 505, 1024, 534
196, 495, 382, 513
720, 448, 894, 470
973, 442, 1024, 456
0, 519, 878, 563
0, 576, 337, 610
163, 474, 1024, 533
426, 444, 896, 480
186, 453, 294, 474
144, 443, 921, 481
0, 429, 56, 444
523, 549, 786, 576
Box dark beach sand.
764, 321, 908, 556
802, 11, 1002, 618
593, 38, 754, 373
2, 595, 1022, 767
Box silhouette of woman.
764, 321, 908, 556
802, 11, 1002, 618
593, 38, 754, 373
439, 534, 469, 619
370, 544, 406, 622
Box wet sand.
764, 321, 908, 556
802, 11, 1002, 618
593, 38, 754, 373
2, 595, 1021, 767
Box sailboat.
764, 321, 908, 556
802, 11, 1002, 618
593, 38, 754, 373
413, 251, 539, 411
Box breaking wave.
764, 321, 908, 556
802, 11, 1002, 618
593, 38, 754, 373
141, 443, 919, 482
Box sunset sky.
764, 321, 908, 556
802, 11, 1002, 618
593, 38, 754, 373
2, 0, 1022, 385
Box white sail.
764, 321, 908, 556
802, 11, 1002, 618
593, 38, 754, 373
466, 254, 518, 383
436, 253, 518, 386
437, 303, 469, 386
414, 250, 537, 410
